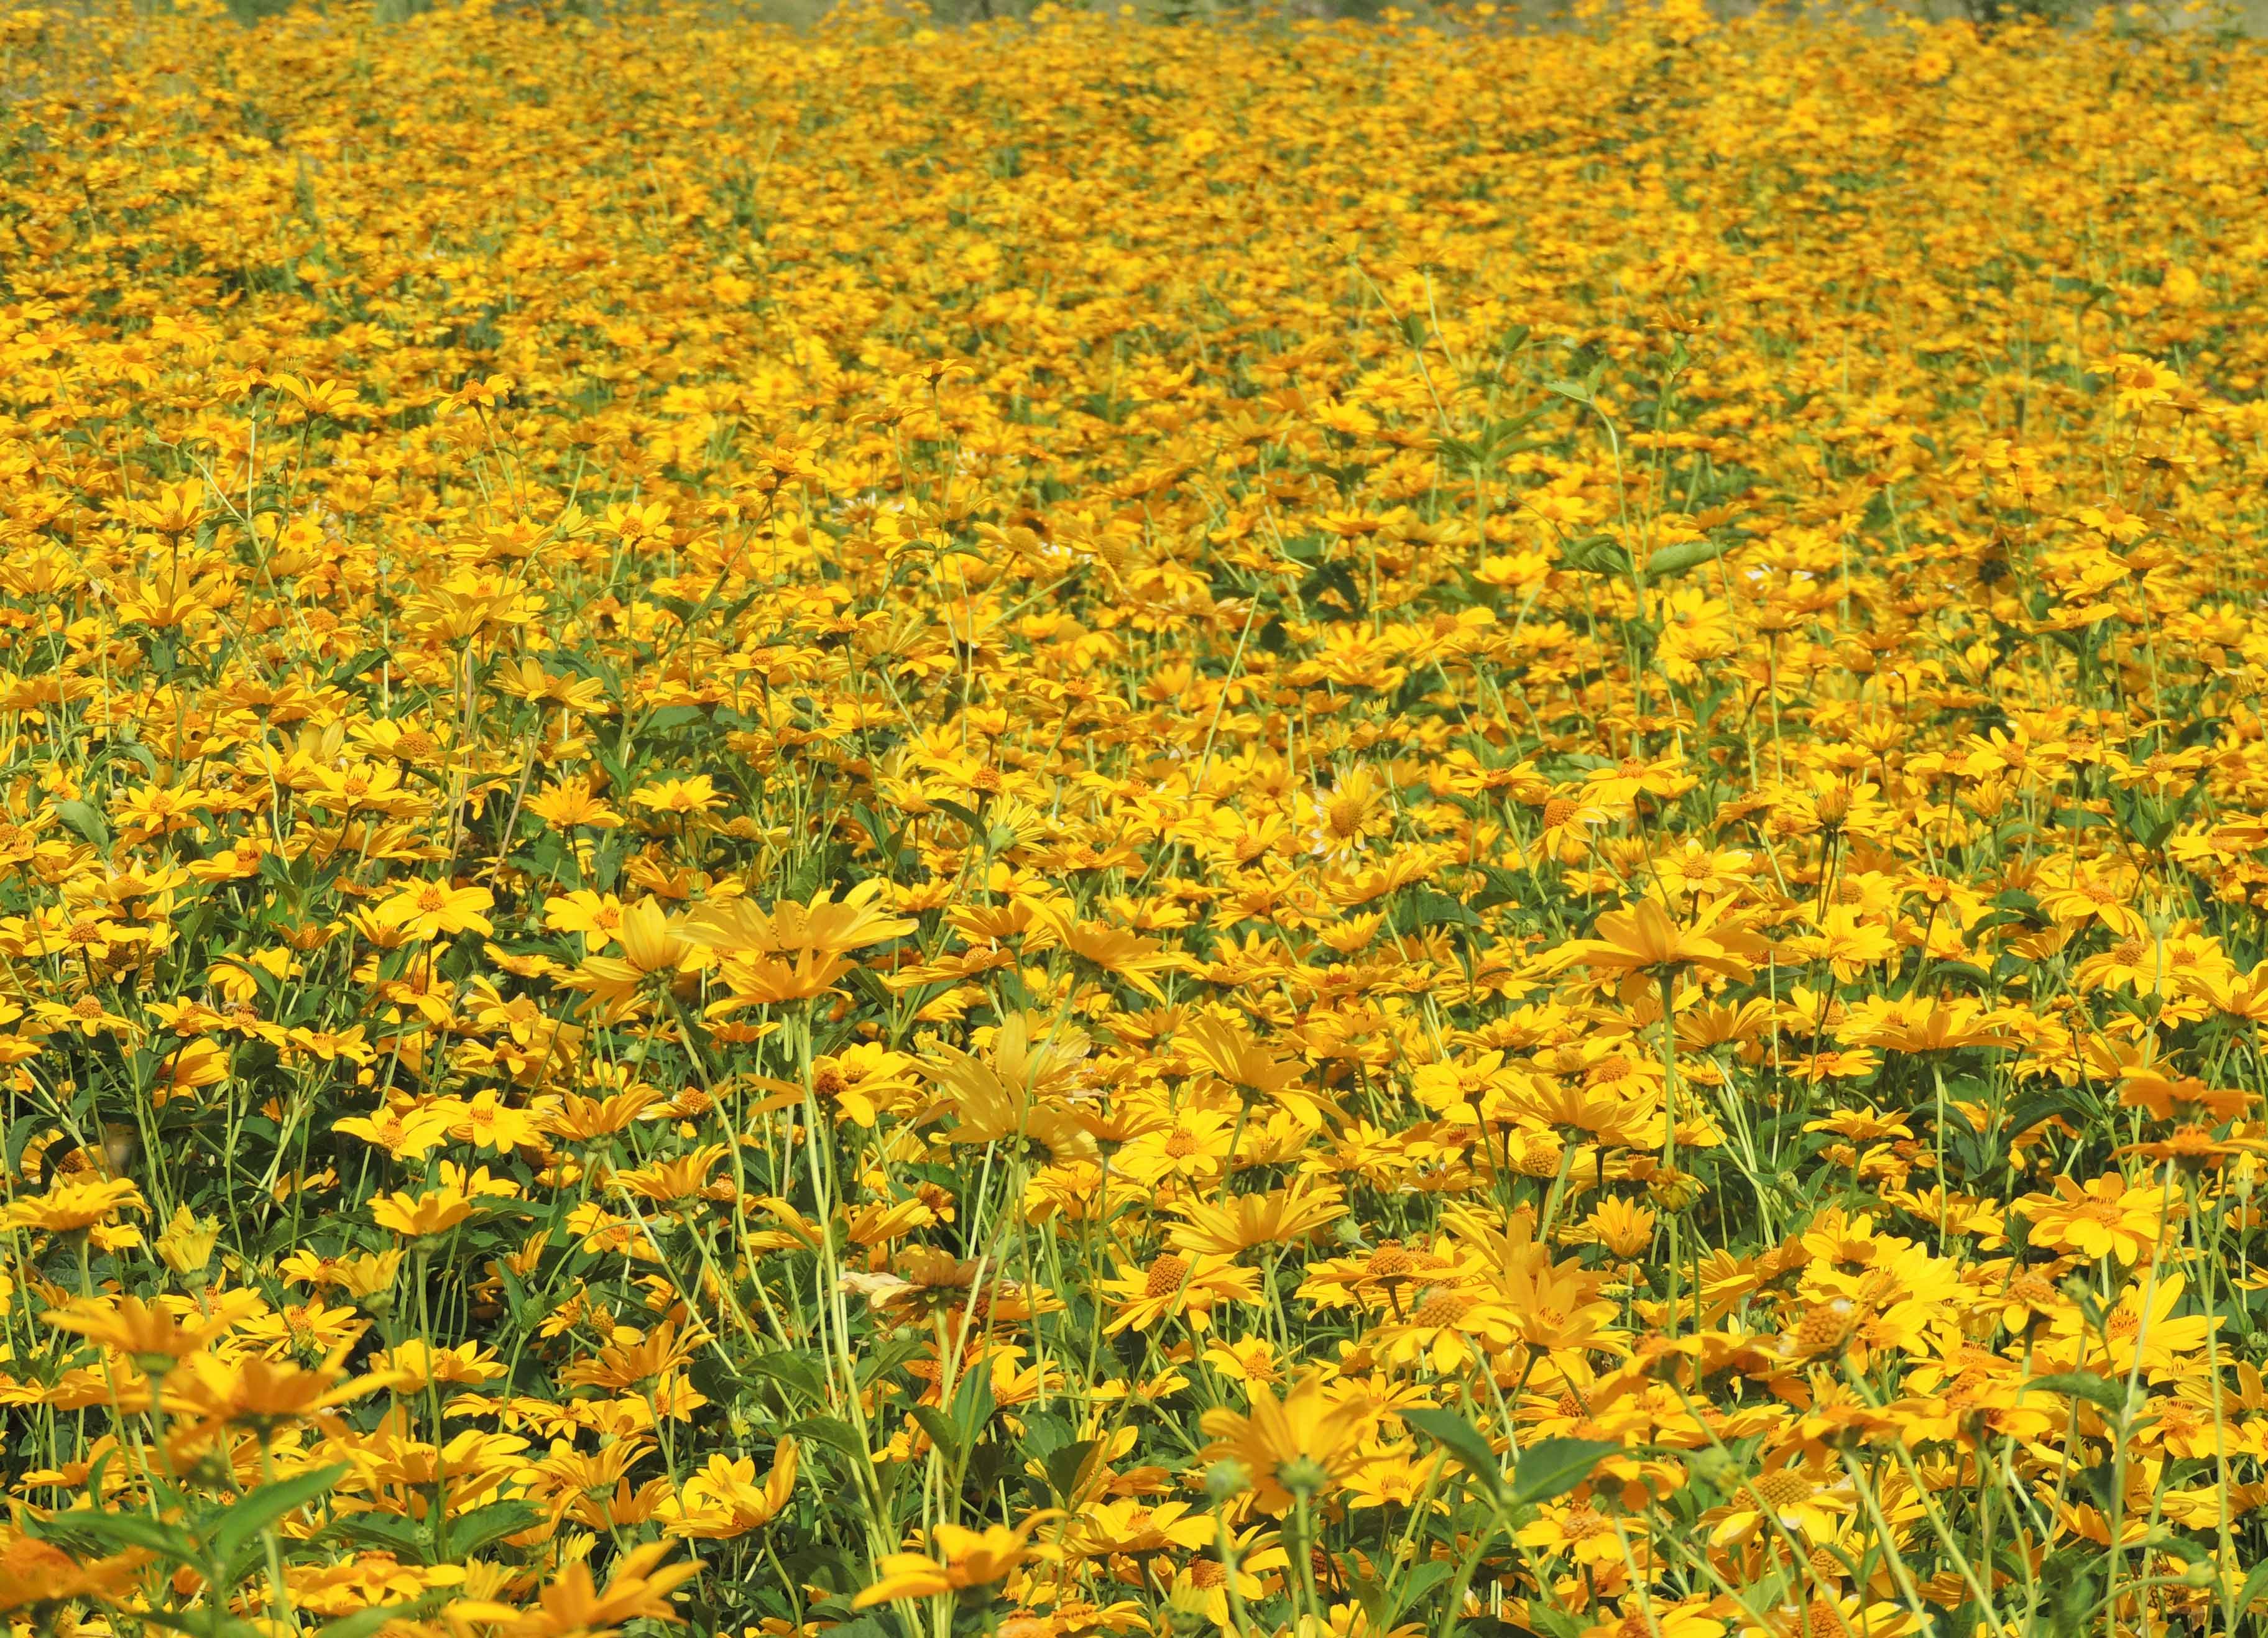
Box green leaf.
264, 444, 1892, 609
326, 1511, 426, 1558
326, 648, 390, 688
949, 1355, 997, 1441
52, 798, 109, 850
101, 739, 162, 781
1525, 1607, 1586, 1638
210, 1462, 349, 1568
1643, 535, 1739, 580
911, 1406, 964, 1465
1388, 1558, 1457, 1622
2022, 1373, 2131, 1417
812, 1619, 894, 1638
1557, 535, 1632, 576
787, 1415, 872, 1466
1401, 889, 1480, 932
138, 1610, 265, 1638
443, 1499, 543, 1559
2003, 1090, 2087, 1139
318, 1607, 424, 1638
1044, 1437, 1100, 1501
1298, 559, 1365, 614
2137, 1528, 2211, 1566
747, 1348, 830, 1404
1508, 1437, 1621, 1507
35, 1509, 198, 1564
1019, 1410, 1074, 1461
1403, 1406, 1505, 1498
930, 798, 985, 834
2236, 1555, 2268, 1614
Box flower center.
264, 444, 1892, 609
1409, 1290, 1472, 1328
1144, 1255, 1189, 1299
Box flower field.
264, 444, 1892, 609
6, 0, 2268, 1634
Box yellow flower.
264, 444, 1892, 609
854, 1517, 1053, 1608
1169, 1182, 1346, 1255
2016, 1174, 2171, 1264
451, 1542, 700, 1636
152, 1204, 220, 1279
369, 1184, 479, 1240
43, 1292, 239, 1367
658, 1438, 799, 1539
1550, 893, 1768, 1001
1, 1176, 145, 1236
372, 878, 496, 941
1198, 1374, 1369, 1514
630, 775, 723, 816
680, 878, 914, 960
1099, 1252, 1258, 1336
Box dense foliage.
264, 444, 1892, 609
3, 2, 2267, 1637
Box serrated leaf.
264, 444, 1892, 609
813, 1619, 893, 1638
327, 1511, 426, 1558
1401, 888, 1479, 931
317, 1607, 423, 1638
139, 1610, 265, 1638
1403, 1406, 1505, 1497
211, 1461, 348, 1568
2003, 1090, 2086, 1138
34, 1508, 198, 1564
2137, 1528, 2211, 1566
931, 798, 985, 833
787, 1414, 871, 1465
747, 1348, 829, 1404
1643, 535, 1738, 579
326, 648, 389, 688
1044, 1436, 1100, 1501
52, 798, 109, 850
2236, 1555, 2268, 1614
1508, 1437, 1620, 1507
911, 1405, 963, 1464
1018, 1412, 1072, 1461
1558, 535, 1632, 576
1389, 1558, 1457, 1622
2022, 1373, 2131, 1417
443, 1499, 543, 1558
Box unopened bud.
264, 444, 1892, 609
1276, 1455, 1332, 1498
1204, 1459, 1252, 1502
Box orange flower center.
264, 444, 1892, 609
1752, 1470, 1811, 1508
1144, 1255, 1189, 1298
1409, 1290, 1472, 1328
1365, 1245, 1413, 1279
